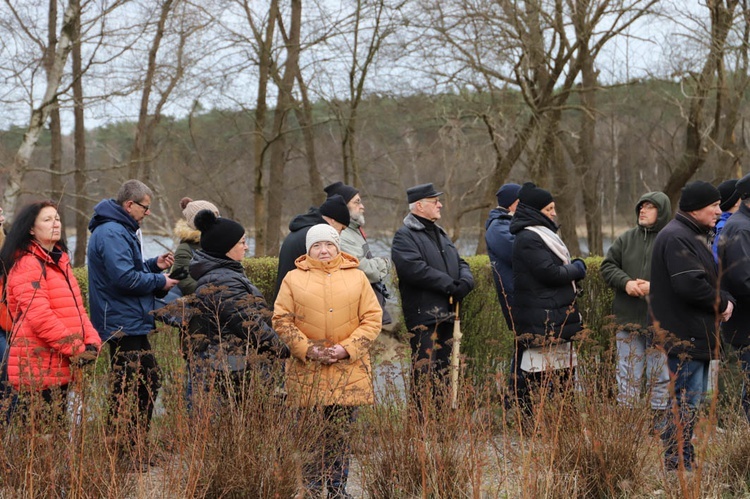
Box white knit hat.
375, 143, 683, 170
181, 197, 220, 230
306, 224, 340, 253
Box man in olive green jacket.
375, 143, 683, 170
600, 191, 672, 413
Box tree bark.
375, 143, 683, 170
72, 0, 88, 267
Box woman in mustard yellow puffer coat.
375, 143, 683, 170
274, 223, 381, 498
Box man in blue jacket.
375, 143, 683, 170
88, 179, 179, 469
485, 183, 521, 329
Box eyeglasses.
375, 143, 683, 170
351, 198, 363, 206
421, 198, 441, 205
133, 200, 151, 212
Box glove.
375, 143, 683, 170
454, 279, 473, 302
571, 258, 587, 279
73, 344, 98, 368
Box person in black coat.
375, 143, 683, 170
391, 183, 474, 409
719, 173, 750, 423
508, 182, 586, 419
274, 195, 350, 298
651, 181, 734, 471
189, 210, 289, 403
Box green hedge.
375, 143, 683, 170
73, 256, 615, 378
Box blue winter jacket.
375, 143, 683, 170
484, 207, 515, 329
87, 199, 167, 341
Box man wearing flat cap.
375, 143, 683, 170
718, 173, 750, 423
391, 183, 474, 409
650, 180, 735, 471
324, 181, 392, 325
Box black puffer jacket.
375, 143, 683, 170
391, 213, 474, 330
189, 250, 289, 359
720, 203, 750, 347
650, 212, 733, 361
509, 204, 585, 344
274, 208, 326, 297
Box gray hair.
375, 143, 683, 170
408, 202, 417, 212
116, 179, 153, 205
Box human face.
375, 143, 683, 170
125, 195, 152, 225
541, 201, 557, 223
31, 206, 61, 249
638, 201, 658, 227
417, 197, 442, 221
308, 241, 339, 262
689, 201, 722, 228
348, 195, 365, 225
226, 236, 248, 261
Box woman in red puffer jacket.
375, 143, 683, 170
0, 201, 101, 405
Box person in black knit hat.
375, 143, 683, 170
713, 179, 740, 262
651, 180, 734, 471
274, 195, 350, 298
188, 210, 289, 403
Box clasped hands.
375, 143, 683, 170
308, 344, 349, 364
625, 279, 650, 297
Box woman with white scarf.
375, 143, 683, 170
508, 182, 587, 421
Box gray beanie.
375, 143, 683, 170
181, 197, 220, 230
306, 224, 341, 254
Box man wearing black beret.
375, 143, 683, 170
651, 180, 735, 471
391, 183, 474, 413
718, 172, 750, 425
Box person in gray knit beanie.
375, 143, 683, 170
181, 197, 220, 230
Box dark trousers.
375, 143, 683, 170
304, 405, 357, 495
16, 384, 69, 430
107, 335, 161, 443
409, 321, 454, 413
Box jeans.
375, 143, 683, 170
662, 356, 708, 470
615, 330, 670, 409
0, 331, 17, 423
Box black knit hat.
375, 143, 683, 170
324, 181, 359, 203
679, 181, 721, 212
518, 182, 554, 211
319, 194, 350, 226
718, 179, 740, 211
736, 173, 750, 199
194, 209, 246, 255
495, 183, 522, 208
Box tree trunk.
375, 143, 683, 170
264, 0, 301, 257
4, 1, 79, 213
72, 0, 88, 267
47, 0, 64, 226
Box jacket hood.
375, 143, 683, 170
293, 251, 360, 271
635, 191, 672, 233
485, 207, 511, 231
189, 249, 244, 281
509, 203, 558, 234
289, 207, 326, 232
88, 199, 139, 233
173, 218, 201, 244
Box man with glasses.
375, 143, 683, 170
391, 183, 474, 412
324, 181, 393, 325
88, 179, 179, 471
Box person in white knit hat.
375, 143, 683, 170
274, 223, 381, 498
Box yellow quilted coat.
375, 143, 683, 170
273, 252, 382, 407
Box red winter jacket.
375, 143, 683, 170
6, 242, 101, 390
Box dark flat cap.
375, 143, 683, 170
407, 183, 443, 204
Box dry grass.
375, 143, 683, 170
0, 326, 749, 498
